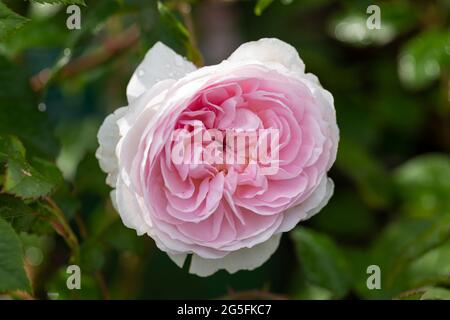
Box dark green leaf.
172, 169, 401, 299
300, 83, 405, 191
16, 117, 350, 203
420, 287, 450, 300
0, 216, 29, 292
394, 154, 450, 217
1, 135, 63, 199
291, 228, 352, 298
336, 138, 392, 209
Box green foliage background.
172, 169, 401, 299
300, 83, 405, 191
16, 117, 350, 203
0, 0, 449, 300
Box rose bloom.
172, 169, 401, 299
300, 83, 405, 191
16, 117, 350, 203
96, 38, 339, 276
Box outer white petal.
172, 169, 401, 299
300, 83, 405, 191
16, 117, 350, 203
115, 176, 149, 236
96, 106, 128, 187
126, 42, 196, 103
167, 253, 188, 268
227, 38, 305, 74
188, 234, 281, 277
277, 177, 334, 234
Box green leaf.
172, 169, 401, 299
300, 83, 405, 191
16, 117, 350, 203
407, 242, 450, 289
420, 287, 450, 300
254, 0, 274, 16
363, 215, 450, 299
394, 154, 450, 218
157, 1, 202, 66
0, 1, 28, 41
399, 28, 450, 90
400, 286, 450, 300
0, 194, 53, 235
1, 135, 63, 199
0, 135, 25, 163
291, 228, 352, 298
0, 216, 29, 292
388, 214, 450, 285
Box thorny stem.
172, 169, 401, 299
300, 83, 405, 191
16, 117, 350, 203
45, 197, 80, 264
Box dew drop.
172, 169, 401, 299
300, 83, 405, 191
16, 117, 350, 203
174, 56, 184, 67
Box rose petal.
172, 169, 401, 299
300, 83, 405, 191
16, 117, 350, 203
127, 42, 196, 103
188, 234, 281, 277
228, 38, 305, 74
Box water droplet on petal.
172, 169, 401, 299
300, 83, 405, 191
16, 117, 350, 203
138, 69, 145, 77
174, 56, 184, 67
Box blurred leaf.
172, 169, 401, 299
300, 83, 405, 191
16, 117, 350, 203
0, 216, 29, 292
254, 0, 274, 16
400, 286, 450, 300
157, 1, 202, 65
0, 0, 28, 41
343, 247, 378, 298
291, 228, 352, 298
0, 55, 59, 158
420, 287, 450, 300
297, 285, 333, 300
394, 154, 450, 217
399, 29, 450, 90
406, 242, 450, 289
330, 1, 419, 47
0, 17, 70, 56
388, 213, 450, 285
336, 138, 392, 209
80, 240, 105, 273
74, 152, 109, 197
362, 214, 450, 299
104, 220, 145, 255
1, 135, 63, 200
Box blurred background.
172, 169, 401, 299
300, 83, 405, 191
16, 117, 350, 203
0, 0, 449, 300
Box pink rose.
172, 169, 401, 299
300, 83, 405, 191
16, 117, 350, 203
96, 38, 339, 276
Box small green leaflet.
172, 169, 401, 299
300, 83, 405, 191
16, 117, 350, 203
0, 135, 63, 200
